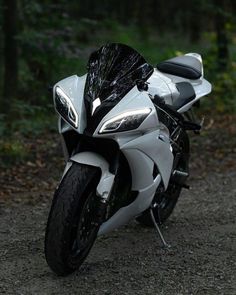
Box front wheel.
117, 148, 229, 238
45, 163, 100, 276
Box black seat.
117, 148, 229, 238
172, 82, 196, 110
156, 55, 202, 79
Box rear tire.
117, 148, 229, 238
45, 163, 100, 276
136, 131, 189, 227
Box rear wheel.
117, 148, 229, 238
136, 131, 189, 227
45, 163, 100, 276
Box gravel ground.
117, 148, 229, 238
0, 127, 236, 295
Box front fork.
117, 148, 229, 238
62, 151, 116, 225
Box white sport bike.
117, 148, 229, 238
45, 43, 212, 275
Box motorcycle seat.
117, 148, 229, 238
172, 82, 196, 110
156, 55, 202, 80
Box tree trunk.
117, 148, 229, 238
1, 0, 18, 114
189, 0, 202, 43
214, 0, 229, 71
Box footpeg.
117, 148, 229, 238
182, 120, 201, 131
150, 208, 171, 249
172, 170, 188, 178
172, 170, 189, 186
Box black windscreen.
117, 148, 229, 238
84, 43, 153, 133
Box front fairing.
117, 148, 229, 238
93, 86, 159, 139
84, 43, 154, 133
54, 44, 173, 198
54, 43, 153, 136
54, 74, 87, 134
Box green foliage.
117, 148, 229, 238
0, 100, 57, 137
0, 114, 6, 137
203, 29, 236, 113
0, 138, 28, 166
212, 66, 236, 112
0, 0, 235, 138
10, 100, 57, 135
0, 99, 57, 166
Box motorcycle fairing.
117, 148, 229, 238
55, 74, 87, 135
53, 43, 212, 235
92, 86, 173, 190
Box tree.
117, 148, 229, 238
1, 0, 18, 114
214, 0, 229, 71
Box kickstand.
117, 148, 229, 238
150, 208, 171, 249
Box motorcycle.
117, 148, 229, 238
45, 43, 212, 275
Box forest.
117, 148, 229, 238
0, 0, 235, 162
0, 2, 236, 293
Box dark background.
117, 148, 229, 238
0, 1, 235, 130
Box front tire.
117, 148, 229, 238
45, 163, 100, 276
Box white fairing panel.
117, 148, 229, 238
146, 53, 211, 113
93, 86, 173, 190
54, 74, 87, 134
121, 130, 173, 190
147, 69, 179, 105
151, 70, 212, 113
92, 87, 174, 235
94, 86, 159, 136
178, 78, 212, 113
98, 175, 161, 235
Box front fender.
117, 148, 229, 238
63, 152, 115, 200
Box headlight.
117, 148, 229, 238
54, 86, 78, 128
99, 108, 151, 134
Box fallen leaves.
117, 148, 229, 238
0, 132, 64, 202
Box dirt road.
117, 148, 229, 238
0, 121, 235, 294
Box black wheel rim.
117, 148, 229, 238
153, 135, 188, 221
154, 183, 178, 211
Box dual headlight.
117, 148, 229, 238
99, 108, 151, 133
55, 87, 151, 133
55, 87, 79, 128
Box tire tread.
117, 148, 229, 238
45, 163, 99, 275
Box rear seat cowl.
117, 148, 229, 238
156, 55, 202, 80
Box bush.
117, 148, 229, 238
0, 139, 28, 166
